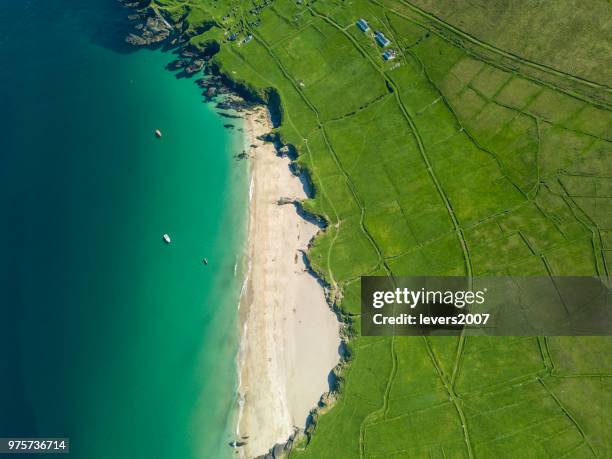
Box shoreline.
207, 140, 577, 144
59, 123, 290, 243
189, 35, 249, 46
235, 107, 340, 458
116, 5, 342, 453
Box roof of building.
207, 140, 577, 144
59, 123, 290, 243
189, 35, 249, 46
375, 32, 390, 47
356, 18, 369, 31
383, 49, 396, 60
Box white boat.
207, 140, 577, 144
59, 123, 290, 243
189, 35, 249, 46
163, 233, 171, 244
155, 129, 162, 138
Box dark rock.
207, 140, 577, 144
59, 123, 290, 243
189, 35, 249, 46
185, 58, 205, 75
180, 49, 197, 58
125, 14, 172, 46
272, 444, 285, 458
218, 112, 242, 119
122, 1, 145, 7
277, 197, 295, 205
215, 98, 253, 111
319, 391, 338, 407
126, 33, 148, 46
167, 59, 189, 70
254, 429, 304, 459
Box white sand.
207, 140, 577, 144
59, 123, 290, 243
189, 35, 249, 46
236, 107, 340, 458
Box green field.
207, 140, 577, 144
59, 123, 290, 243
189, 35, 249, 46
149, 0, 612, 456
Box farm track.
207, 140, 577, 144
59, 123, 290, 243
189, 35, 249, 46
554, 180, 609, 278
537, 377, 597, 456
423, 336, 475, 458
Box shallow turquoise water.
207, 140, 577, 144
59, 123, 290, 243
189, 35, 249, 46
0, 1, 246, 458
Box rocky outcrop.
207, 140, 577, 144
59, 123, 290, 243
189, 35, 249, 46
126, 16, 171, 45
166, 59, 189, 70
120, 0, 173, 46
185, 58, 205, 75
180, 49, 197, 58
255, 429, 306, 459
215, 97, 254, 111
277, 197, 296, 205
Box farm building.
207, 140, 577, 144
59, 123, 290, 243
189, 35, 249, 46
383, 49, 396, 60
356, 18, 369, 32
375, 31, 390, 47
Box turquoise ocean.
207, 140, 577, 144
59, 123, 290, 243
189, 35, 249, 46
0, 1, 246, 458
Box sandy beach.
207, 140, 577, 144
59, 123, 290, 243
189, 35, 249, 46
236, 107, 340, 458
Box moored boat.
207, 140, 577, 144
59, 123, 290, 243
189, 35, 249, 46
163, 233, 171, 244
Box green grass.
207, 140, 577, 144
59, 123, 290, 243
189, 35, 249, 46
151, 0, 612, 457
398, 0, 612, 88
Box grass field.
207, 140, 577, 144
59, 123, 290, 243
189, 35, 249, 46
150, 1, 612, 457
